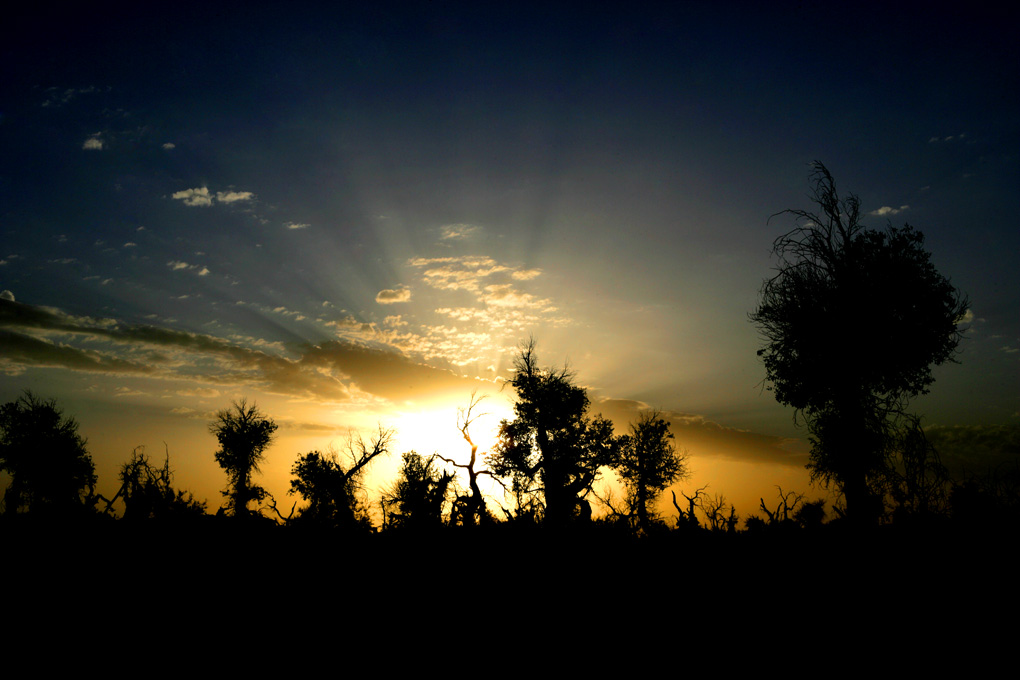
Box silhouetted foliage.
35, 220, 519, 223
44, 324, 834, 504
210, 399, 277, 519
750, 162, 968, 522
614, 409, 689, 532
0, 392, 96, 517
490, 339, 621, 526
382, 451, 455, 530
885, 415, 950, 521
289, 426, 392, 530
109, 446, 206, 520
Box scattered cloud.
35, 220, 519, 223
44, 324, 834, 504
42, 86, 104, 107
376, 287, 411, 304
162, 143, 176, 150
512, 269, 542, 281
868, 205, 910, 216
123, 242, 137, 248
440, 223, 479, 240
0, 290, 14, 302
216, 190, 254, 203
172, 187, 256, 207
172, 187, 213, 207
928, 133, 966, 143
167, 260, 209, 276
286, 222, 310, 230
957, 309, 974, 325
82, 134, 104, 150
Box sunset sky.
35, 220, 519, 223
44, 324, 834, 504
2, 3, 1017, 520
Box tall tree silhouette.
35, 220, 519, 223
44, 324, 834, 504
490, 339, 620, 526
210, 400, 277, 519
289, 426, 392, 529
614, 410, 689, 532
108, 447, 206, 520
0, 392, 96, 517
750, 162, 967, 523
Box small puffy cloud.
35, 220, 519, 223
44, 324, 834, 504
172, 187, 213, 207
162, 143, 176, 150
868, 205, 909, 216
957, 309, 974, 325
167, 261, 191, 270
82, 134, 104, 150
123, 242, 137, 248
440, 223, 479, 240
196, 267, 210, 276
285, 222, 310, 230
376, 287, 411, 304
0, 290, 14, 302
216, 190, 254, 203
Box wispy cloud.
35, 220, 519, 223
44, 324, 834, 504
868, 205, 909, 216
162, 143, 175, 150
216, 190, 254, 203
167, 260, 209, 276
172, 186, 255, 207
285, 222, 310, 230
376, 288, 411, 304
440, 223, 479, 240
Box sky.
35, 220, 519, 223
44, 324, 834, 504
1, 2, 1017, 521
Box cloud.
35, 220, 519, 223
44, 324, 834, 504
123, 242, 137, 248
216, 190, 254, 203
376, 288, 411, 304
82, 134, 104, 150
868, 205, 910, 216
162, 143, 175, 150
512, 269, 542, 281
173, 186, 255, 206
285, 222, 310, 230
440, 223, 479, 240
0, 290, 13, 302
957, 309, 974, 325
172, 187, 213, 207
167, 261, 210, 276
0, 297, 490, 404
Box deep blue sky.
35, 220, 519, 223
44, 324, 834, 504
2, 2, 1017, 512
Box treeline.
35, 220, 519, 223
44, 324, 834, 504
1, 342, 1016, 537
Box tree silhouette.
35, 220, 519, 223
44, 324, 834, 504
750, 162, 968, 523
289, 426, 392, 530
210, 400, 277, 519
382, 451, 455, 530
436, 392, 498, 526
490, 339, 620, 527
0, 392, 96, 517
614, 409, 689, 532
107, 446, 206, 520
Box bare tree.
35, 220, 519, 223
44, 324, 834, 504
436, 392, 500, 526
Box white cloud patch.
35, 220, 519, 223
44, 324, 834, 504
162, 143, 176, 150
286, 222, 310, 230
957, 309, 974, 325
172, 187, 213, 207
82, 134, 104, 150
376, 288, 411, 304
868, 205, 910, 216
123, 242, 137, 248
0, 290, 14, 302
